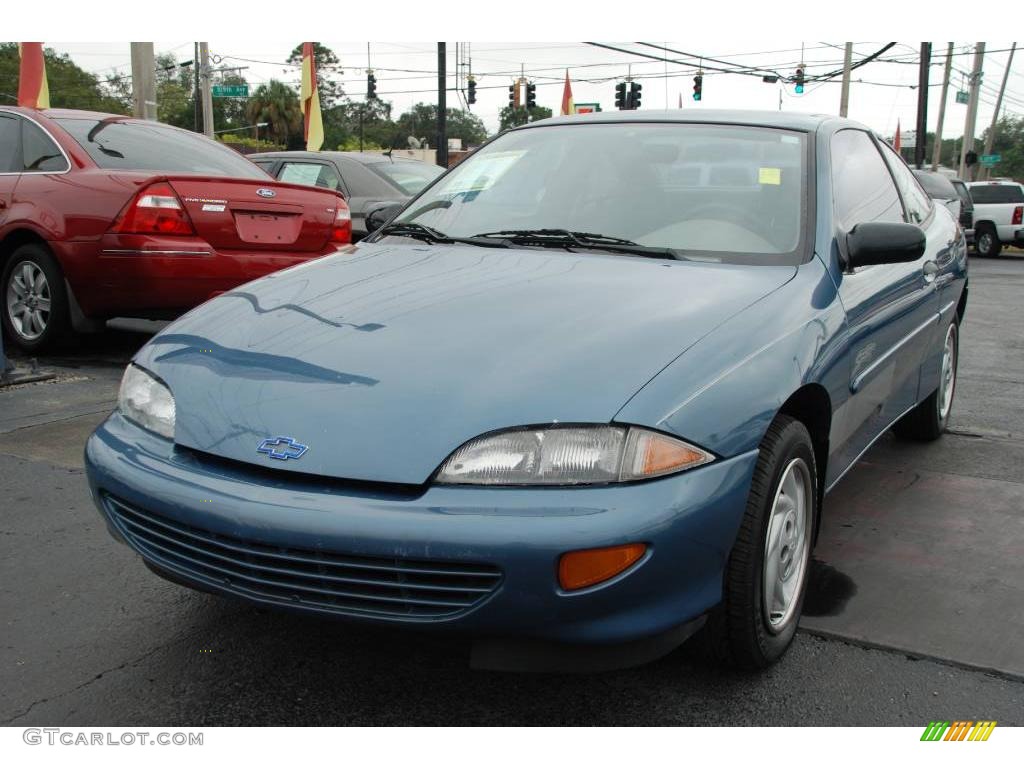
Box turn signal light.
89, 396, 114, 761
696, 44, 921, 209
331, 203, 352, 244
111, 182, 195, 236
558, 543, 647, 591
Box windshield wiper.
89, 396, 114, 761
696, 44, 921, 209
472, 229, 685, 260
375, 221, 511, 249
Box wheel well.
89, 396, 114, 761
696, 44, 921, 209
778, 384, 832, 531
0, 229, 49, 274
974, 220, 996, 233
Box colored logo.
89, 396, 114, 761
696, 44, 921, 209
256, 188, 276, 198
920, 721, 997, 741
257, 436, 308, 461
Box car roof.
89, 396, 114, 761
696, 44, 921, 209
0, 106, 129, 121
518, 109, 861, 133
249, 150, 424, 166
967, 179, 1021, 186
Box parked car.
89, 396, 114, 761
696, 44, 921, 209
913, 169, 974, 239
0, 108, 352, 352
249, 151, 443, 240
86, 110, 966, 672
965, 180, 1024, 257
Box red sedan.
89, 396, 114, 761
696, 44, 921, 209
0, 107, 352, 352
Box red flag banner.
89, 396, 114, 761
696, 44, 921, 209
560, 70, 574, 116
894, 119, 901, 153
18, 43, 50, 109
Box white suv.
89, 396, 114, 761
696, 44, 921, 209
966, 180, 1024, 257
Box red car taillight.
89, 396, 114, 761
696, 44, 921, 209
111, 182, 195, 236
331, 202, 352, 244
1013, 206, 1023, 226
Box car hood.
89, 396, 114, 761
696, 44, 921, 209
135, 243, 795, 484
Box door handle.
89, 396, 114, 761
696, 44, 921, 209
922, 260, 939, 283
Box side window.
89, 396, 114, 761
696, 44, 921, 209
278, 161, 343, 192
830, 129, 904, 229
0, 114, 20, 173
878, 142, 932, 224
22, 120, 69, 172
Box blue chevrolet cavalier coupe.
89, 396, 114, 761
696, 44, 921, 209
85, 111, 967, 671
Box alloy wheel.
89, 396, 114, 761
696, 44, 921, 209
938, 324, 957, 421
5, 260, 52, 341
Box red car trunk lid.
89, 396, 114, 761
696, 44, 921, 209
166, 177, 342, 252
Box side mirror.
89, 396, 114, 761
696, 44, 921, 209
844, 222, 926, 269
365, 202, 404, 235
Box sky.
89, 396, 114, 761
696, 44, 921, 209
48, 41, 1024, 147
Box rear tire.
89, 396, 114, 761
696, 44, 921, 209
1, 243, 71, 353
894, 320, 958, 441
975, 226, 1002, 258
704, 415, 818, 670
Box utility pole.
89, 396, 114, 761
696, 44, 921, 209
193, 42, 200, 132
130, 42, 157, 121
199, 42, 214, 138
914, 42, 931, 169
980, 42, 1016, 180
436, 42, 448, 168
839, 42, 853, 117
959, 43, 985, 180
932, 42, 954, 171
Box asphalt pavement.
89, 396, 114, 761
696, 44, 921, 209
1, 256, 1023, 726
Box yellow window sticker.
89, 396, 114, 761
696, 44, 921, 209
759, 167, 781, 185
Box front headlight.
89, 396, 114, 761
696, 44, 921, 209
118, 364, 176, 439
435, 425, 713, 486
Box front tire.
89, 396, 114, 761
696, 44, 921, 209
894, 320, 958, 441
706, 415, 818, 669
975, 226, 1002, 258
1, 243, 71, 353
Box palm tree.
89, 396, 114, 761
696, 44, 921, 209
246, 80, 302, 146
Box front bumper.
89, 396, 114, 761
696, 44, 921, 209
85, 413, 757, 646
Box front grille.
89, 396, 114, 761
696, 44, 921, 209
104, 495, 502, 621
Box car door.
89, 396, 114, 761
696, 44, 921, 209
0, 113, 21, 228
829, 128, 940, 473
878, 141, 961, 408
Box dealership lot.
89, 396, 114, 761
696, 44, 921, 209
2, 256, 1023, 726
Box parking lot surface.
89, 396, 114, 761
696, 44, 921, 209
1, 257, 1023, 726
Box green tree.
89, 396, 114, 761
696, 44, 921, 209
286, 43, 344, 107
246, 80, 302, 147
979, 116, 1024, 181
499, 105, 552, 132
0, 43, 128, 113
395, 103, 489, 148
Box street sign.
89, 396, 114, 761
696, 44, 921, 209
955, 90, 969, 104
980, 154, 1001, 167
212, 84, 249, 98
574, 102, 601, 114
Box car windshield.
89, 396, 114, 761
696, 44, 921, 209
392, 122, 808, 264
913, 170, 957, 200
969, 184, 1024, 204
371, 160, 444, 195
55, 117, 269, 179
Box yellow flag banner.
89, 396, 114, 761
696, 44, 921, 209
300, 42, 324, 151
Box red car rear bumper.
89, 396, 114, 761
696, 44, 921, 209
52, 235, 340, 318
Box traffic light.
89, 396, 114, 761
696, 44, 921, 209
692, 74, 703, 102
526, 82, 537, 109
629, 81, 642, 109
614, 81, 627, 110
508, 83, 517, 108
467, 76, 476, 105
367, 71, 377, 100
965, 150, 978, 167
795, 66, 805, 94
